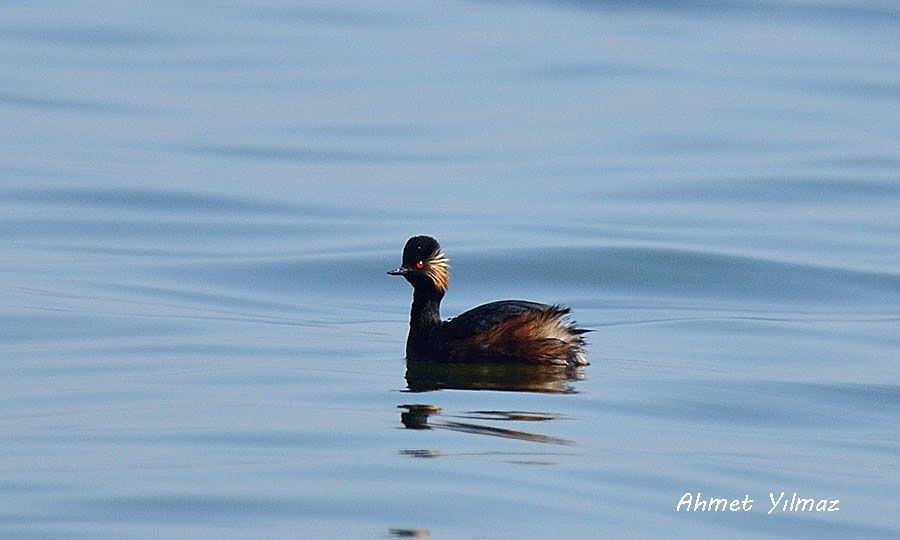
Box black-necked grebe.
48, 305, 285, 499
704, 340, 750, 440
388, 235, 589, 365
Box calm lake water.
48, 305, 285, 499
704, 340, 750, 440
2, 1, 899, 538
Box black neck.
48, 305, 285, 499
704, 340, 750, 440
410, 288, 442, 330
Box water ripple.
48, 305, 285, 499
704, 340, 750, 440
177, 244, 900, 309
4, 25, 170, 47
462, 246, 900, 305
183, 143, 503, 164
0, 187, 306, 216
597, 380, 900, 429
617, 177, 900, 203
0, 92, 136, 114
531, 0, 900, 22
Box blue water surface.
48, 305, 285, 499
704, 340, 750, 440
1, 1, 899, 538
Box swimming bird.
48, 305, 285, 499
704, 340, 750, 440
388, 236, 589, 365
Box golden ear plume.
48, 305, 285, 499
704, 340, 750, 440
425, 249, 449, 292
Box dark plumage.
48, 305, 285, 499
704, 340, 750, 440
388, 236, 589, 365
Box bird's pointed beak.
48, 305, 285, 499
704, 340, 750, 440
387, 266, 409, 276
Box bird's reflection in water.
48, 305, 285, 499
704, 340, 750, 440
399, 404, 573, 447
388, 528, 430, 538
404, 361, 585, 394
399, 404, 441, 430
398, 362, 583, 463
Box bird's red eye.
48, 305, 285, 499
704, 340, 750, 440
415, 260, 424, 269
